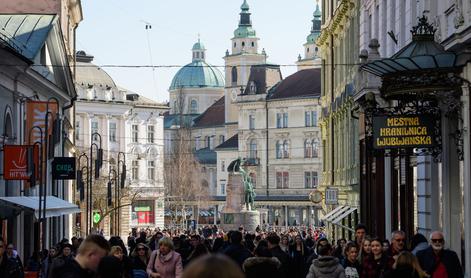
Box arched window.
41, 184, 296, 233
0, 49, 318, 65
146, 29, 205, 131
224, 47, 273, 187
305, 140, 312, 158
251, 42, 255, 47
231, 67, 238, 85
283, 140, 289, 158
276, 141, 282, 159
242, 41, 245, 47
249, 139, 257, 159
4, 111, 12, 139
312, 139, 319, 158
234, 42, 236, 47
190, 99, 198, 114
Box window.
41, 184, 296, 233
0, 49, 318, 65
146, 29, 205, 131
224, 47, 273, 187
283, 140, 289, 158
147, 161, 155, 180
325, 188, 339, 205
209, 136, 214, 150
249, 115, 255, 130
109, 122, 117, 142
190, 100, 198, 114
91, 121, 98, 141
132, 160, 139, 180
242, 41, 245, 47
249, 139, 257, 159
311, 111, 318, 126
221, 183, 226, 195
305, 140, 313, 158
195, 137, 200, 150
251, 42, 255, 47
283, 113, 288, 128
221, 160, 225, 172
305, 171, 318, 188
231, 67, 238, 85
147, 125, 155, 143
305, 112, 311, 127
276, 172, 289, 188
219, 135, 225, 144
276, 113, 282, 128
276, 141, 282, 159
132, 125, 139, 143
312, 139, 319, 158
75, 121, 80, 140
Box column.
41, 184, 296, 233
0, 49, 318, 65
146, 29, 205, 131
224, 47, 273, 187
213, 205, 217, 226
461, 84, 471, 276
284, 206, 288, 229
416, 156, 439, 237
441, 110, 462, 258
384, 157, 392, 238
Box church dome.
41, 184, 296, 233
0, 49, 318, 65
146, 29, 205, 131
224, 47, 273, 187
75, 51, 117, 88
169, 60, 225, 91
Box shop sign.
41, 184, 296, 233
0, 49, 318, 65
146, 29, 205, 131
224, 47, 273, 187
93, 212, 101, 224
52, 157, 76, 180
373, 115, 437, 149
134, 206, 151, 212
3, 145, 39, 180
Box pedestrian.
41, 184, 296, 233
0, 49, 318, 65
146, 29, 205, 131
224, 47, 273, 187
361, 238, 394, 278
359, 237, 372, 264
306, 242, 345, 278
389, 230, 406, 260
40, 247, 57, 278
25, 250, 41, 272
186, 243, 209, 263
416, 231, 463, 278
354, 224, 367, 248
182, 254, 244, 278
50, 234, 110, 278
384, 251, 428, 278
147, 237, 183, 278
48, 243, 74, 277
130, 243, 150, 277
341, 242, 361, 278
333, 239, 347, 260
267, 232, 290, 277
243, 245, 282, 278
305, 237, 329, 274
5, 243, 24, 278
289, 235, 310, 278
381, 240, 390, 254
280, 235, 290, 254
410, 233, 428, 256
97, 256, 124, 278
222, 231, 252, 268
0, 238, 8, 277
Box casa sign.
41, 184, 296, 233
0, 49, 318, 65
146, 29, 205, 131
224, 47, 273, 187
52, 157, 76, 180
373, 115, 437, 149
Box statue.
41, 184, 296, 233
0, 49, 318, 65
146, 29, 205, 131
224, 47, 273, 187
228, 158, 256, 211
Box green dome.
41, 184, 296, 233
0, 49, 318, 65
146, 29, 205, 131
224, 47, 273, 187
192, 41, 205, 50
241, 0, 250, 11
306, 32, 319, 44
234, 26, 256, 38
169, 61, 225, 90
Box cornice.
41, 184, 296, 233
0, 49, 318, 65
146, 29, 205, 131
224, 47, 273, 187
317, 0, 356, 47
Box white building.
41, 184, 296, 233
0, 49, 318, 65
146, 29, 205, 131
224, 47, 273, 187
75, 51, 167, 238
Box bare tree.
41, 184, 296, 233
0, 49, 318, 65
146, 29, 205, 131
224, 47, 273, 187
164, 88, 209, 227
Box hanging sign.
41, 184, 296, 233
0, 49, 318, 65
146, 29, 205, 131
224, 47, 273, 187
373, 115, 437, 149
52, 157, 76, 180
93, 212, 101, 224
3, 145, 40, 180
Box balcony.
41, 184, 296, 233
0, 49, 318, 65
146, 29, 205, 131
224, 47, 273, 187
245, 157, 260, 166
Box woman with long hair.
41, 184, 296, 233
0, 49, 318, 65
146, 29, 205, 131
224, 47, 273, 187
359, 237, 372, 264
131, 243, 151, 278
280, 235, 290, 254
289, 235, 311, 278
341, 242, 361, 278
384, 251, 429, 278
361, 238, 394, 278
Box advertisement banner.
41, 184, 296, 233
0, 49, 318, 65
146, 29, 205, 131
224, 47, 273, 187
373, 115, 437, 149
3, 145, 39, 180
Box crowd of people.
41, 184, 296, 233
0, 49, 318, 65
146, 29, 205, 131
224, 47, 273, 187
0, 224, 464, 278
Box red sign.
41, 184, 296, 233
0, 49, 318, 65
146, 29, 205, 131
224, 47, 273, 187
3, 145, 39, 180
25, 101, 58, 146
137, 211, 153, 224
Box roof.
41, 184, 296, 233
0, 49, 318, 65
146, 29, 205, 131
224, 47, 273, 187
75, 51, 117, 88
242, 64, 282, 95
192, 39, 205, 50
216, 134, 238, 150
193, 96, 225, 127
0, 14, 56, 60
164, 114, 199, 129
169, 60, 225, 91
267, 68, 321, 100
195, 147, 217, 164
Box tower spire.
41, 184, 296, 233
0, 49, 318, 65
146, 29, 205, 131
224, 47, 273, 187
239, 0, 251, 26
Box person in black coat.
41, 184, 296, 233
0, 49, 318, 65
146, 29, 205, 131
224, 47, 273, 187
267, 233, 290, 278
416, 231, 463, 278
222, 231, 252, 268
243, 245, 282, 278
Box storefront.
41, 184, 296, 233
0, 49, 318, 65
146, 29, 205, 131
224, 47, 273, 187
131, 200, 155, 226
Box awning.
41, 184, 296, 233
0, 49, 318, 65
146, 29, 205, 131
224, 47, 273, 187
332, 207, 357, 224
325, 206, 351, 222
0, 196, 80, 218
321, 205, 346, 221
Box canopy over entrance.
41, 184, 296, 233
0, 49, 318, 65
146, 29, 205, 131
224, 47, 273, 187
0, 196, 80, 219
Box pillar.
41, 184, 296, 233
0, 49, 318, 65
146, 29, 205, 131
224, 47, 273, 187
441, 109, 462, 258
461, 84, 471, 276
284, 205, 288, 229
384, 157, 392, 237
416, 156, 439, 237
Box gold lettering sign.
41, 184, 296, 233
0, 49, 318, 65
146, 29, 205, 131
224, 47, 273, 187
373, 115, 437, 149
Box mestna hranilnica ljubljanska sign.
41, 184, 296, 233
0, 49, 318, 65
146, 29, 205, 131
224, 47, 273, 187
373, 115, 436, 149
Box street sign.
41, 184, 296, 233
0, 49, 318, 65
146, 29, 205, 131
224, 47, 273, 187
3, 145, 39, 180
93, 212, 101, 224
52, 157, 76, 180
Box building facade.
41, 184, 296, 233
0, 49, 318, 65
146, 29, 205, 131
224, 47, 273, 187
75, 51, 167, 238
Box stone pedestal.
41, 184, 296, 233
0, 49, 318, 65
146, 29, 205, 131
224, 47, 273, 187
221, 173, 260, 232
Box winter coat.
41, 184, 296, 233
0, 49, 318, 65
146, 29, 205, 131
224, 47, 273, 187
416, 246, 463, 278
361, 254, 394, 278
411, 242, 428, 256
222, 244, 252, 268
306, 256, 345, 278
383, 265, 420, 278
270, 245, 290, 278
146, 250, 182, 278
242, 256, 282, 278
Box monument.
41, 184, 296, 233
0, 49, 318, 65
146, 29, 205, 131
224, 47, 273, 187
221, 158, 260, 232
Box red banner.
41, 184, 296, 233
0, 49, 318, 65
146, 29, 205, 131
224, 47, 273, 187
25, 101, 58, 146
137, 211, 153, 224
3, 145, 39, 180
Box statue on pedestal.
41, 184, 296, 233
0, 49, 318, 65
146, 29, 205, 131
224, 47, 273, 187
229, 158, 256, 211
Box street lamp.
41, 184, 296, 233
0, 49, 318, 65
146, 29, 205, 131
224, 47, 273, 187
28, 126, 43, 251
77, 153, 89, 235
116, 152, 126, 235
89, 132, 103, 234
108, 167, 117, 235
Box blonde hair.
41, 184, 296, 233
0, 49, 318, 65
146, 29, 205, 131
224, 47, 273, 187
396, 251, 430, 278
110, 245, 123, 256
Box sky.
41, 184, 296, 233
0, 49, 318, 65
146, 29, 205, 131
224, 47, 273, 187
77, 0, 318, 103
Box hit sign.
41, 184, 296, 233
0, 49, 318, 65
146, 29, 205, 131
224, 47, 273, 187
373, 115, 437, 149
3, 145, 39, 180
